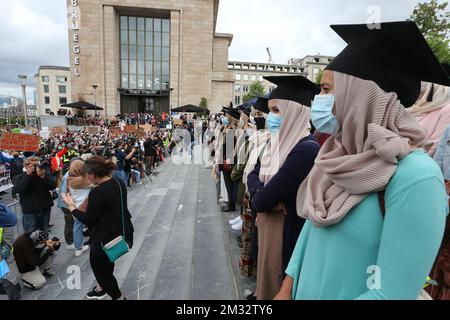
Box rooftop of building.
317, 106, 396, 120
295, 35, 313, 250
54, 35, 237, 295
38, 66, 70, 71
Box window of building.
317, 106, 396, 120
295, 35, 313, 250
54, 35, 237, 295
259, 76, 263, 82
44, 97, 50, 104
235, 95, 241, 105
58, 85, 66, 94
44, 85, 49, 93
243, 74, 249, 81
243, 85, 249, 93
42, 76, 49, 82
56, 76, 68, 83
235, 74, 241, 81
59, 97, 67, 105
314, 58, 320, 63
45, 108, 51, 114
235, 84, 241, 93
120, 15, 170, 90
251, 75, 256, 82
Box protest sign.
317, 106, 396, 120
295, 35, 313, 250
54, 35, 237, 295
51, 126, 66, 134
0, 132, 40, 152
86, 126, 100, 134
0, 163, 13, 192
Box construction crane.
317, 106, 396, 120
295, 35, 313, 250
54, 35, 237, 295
266, 47, 273, 64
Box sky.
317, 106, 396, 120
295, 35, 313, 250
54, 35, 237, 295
0, 0, 439, 101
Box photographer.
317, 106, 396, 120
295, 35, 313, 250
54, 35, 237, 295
12, 157, 57, 233
12, 230, 60, 290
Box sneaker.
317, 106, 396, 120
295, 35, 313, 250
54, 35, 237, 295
231, 220, 243, 231
75, 245, 90, 257
229, 216, 241, 225
42, 268, 56, 277
66, 244, 76, 250
86, 287, 107, 300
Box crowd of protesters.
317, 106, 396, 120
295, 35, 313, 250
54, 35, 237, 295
0, 121, 176, 300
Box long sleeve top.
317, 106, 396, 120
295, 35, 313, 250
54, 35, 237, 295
286, 150, 448, 300
71, 178, 134, 245
433, 125, 450, 180
247, 135, 320, 271
13, 172, 56, 214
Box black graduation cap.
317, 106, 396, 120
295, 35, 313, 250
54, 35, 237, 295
326, 21, 450, 108
253, 94, 270, 114
237, 103, 251, 116
221, 107, 240, 120
264, 75, 320, 107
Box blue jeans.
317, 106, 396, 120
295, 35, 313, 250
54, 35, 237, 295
22, 209, 51, 233
113, 170, 127, 185
130, 169, 141, 183
73, 219, 85, 250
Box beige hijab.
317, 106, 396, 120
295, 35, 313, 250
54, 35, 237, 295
259, 99, 311, 184
297, 72, 427, 227
68, 160, 91, 190
408, 82, 450, 116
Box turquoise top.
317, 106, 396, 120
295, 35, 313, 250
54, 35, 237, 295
286, 151, 448, 300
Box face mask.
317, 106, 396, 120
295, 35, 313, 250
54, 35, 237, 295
239, 119, 245, 128
267, 112, 283, 134
254, 117, 266, 131
311, 94, 339, 135
221, 117, 229, 125
249, 115, 256, 125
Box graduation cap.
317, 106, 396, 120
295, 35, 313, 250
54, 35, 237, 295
325, 21, 450, 108
264, 75, 320, 107
253, 94, 270, 114
237, 103, 252, 116
221, 107, 241, 120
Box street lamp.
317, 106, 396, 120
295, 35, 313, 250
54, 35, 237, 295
18, 75, 28, 127
92, 85, 98, 117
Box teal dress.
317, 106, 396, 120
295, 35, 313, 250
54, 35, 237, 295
286, 151, 448, 300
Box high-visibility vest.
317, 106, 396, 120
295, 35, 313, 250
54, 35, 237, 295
0, 228, 3, 243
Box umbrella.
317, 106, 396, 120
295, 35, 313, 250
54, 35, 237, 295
61, 101, 104, 111
171, 104, 206, 113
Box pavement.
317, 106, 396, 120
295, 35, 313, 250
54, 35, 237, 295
1, 145, 256, 300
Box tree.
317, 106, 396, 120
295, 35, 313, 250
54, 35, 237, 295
199, 97, 208, 109
410, 0, 450, 63
315, 68, 324, 85
243, 82, 265, 103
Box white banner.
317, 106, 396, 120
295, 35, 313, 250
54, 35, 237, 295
0, 164, 13, 192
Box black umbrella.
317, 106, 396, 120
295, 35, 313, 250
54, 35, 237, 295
61, 101, 104, 111
171, 104, 206, 113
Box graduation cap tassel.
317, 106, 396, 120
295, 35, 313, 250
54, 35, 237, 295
426, 83, 434, 102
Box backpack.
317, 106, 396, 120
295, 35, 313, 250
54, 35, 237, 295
0, 203, 17, 228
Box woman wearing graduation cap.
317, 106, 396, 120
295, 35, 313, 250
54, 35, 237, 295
247, 75, 321, 300
277, 21, 450, 300
408, 64, 450, 156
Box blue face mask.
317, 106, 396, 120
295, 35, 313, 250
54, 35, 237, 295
267, 112, 283, 134
311, 95, 339, 135
221, 117, 229, 125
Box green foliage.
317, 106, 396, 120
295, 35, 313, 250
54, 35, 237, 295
315, 68, 324, 85
243, 82, 265, 103
199, 97, 208, 109
410, 0, 450, 63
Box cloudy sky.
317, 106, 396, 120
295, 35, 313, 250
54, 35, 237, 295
0, 0, 438, 100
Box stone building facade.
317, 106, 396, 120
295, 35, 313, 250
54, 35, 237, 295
34, 66, 72, 116
67, 0, 234, 117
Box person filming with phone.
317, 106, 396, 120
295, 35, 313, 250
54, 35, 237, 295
12, 157, 57, 233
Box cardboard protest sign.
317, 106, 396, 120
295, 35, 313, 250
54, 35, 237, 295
110, 127, 122, 136
51, 126, 66, 134
86, 126, 100, 134
173, 119, 183, 126
0, 132, 41, 152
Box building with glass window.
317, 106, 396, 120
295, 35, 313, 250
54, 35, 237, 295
34, 66, 72, 116
67, 0, 234, 117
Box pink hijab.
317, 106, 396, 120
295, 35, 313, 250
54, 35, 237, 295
297, 72, 427, 227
